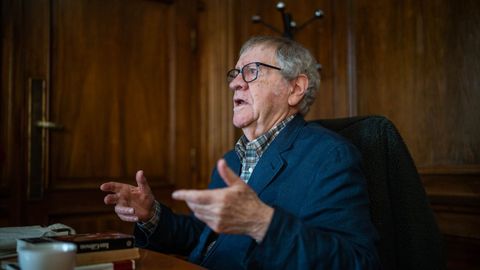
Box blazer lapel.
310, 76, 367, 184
248, 115, 305, 196
224, 150, 241, 175
248, 154, 284, 195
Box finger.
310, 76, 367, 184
100, 182, 125, 193
103, 194, 119, 205
217, 159, 244, 187
117, 213, 139, 222
172, 189, 215, 204
135, 170, 152, 193
115, 205, 135, 215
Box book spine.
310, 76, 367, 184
17, 234, 135, 253
74, 259, 135, 270
75, 248, 140, 266
75, 238, 134, 253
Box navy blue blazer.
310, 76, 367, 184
135, 115, 380, 269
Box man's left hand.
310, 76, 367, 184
172, 159, 274, 242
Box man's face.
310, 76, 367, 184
229, 45, 292, 139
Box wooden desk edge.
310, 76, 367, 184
137, 249, 206, 270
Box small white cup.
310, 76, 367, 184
18, 242, 77, 270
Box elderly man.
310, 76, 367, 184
101, 36, 380, 269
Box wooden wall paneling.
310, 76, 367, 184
169, 0, 200, 192
1, 0, 200, 232
49, 0, 198, 226
196, 0, 236, 189
19, 0, 52, 226
331, 0, 356, 117
352, 0, 480, 268
48, 0, 171, 231
49, 0, 173, 188
422, 171, 480, 238
352, 0, 480, 211
353, 0, 480, 168
0, 0, 25, 227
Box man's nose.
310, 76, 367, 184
228, 73, 248, 91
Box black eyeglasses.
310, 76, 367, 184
227, 62, 282, 83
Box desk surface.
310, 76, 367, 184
0, 249, 204, 270
137, 249, 205, 270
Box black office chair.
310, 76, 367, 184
312, 116, 445, 270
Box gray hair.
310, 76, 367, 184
239, 36, 320, 115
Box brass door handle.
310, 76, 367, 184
35, 120, 64, 130
28, 78, 64, 200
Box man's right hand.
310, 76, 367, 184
100, 170, 155, 222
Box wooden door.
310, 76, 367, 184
2, 0, 199, 233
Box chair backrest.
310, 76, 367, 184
312, 116, 445, 270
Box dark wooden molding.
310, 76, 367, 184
148, 0, 174, 4
419, 165, 480, 175
422, 172, 480, 241
421, 172, 480, 205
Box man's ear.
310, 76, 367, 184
288, 74, 308, 107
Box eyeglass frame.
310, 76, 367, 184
226, 62, 282, 83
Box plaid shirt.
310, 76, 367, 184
138, 115, 296, 234
235, 115, 295, 183
136, 200, 161, 235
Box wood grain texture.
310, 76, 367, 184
2, 0, 197, 232
168, 0, 199, 190
354, 0, 480, 168
0, 0, 24, 226
196, 0, 236, 188
136, 249, 206, 270
351, 1, 480, 268
50, 0, 172, 186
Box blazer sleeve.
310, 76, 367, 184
246, 143, 380, 269
134, 203, 205, 256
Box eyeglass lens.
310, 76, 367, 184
227, 63, 259, 83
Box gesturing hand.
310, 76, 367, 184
172, 159, 274, 242
100, 170, 155, 222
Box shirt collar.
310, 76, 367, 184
235, 114, 296, 160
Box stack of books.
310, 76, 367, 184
17, 232, 140, 270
